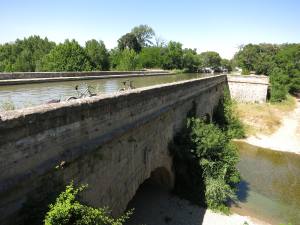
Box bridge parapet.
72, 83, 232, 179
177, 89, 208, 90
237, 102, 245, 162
0, 75, 226, 224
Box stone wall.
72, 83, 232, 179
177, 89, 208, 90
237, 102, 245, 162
227, 75, 269, 103
0, 70, 169, 80
0, 75, 226, 224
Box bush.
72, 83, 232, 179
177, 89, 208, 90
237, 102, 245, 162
44, 183, 132, 225
39, 39, 92, 72
116, 49, 141, 71
241, 68, 250, 75
171, 117, 240, 213
270, 67, 289, 102
213, 89, 245, 139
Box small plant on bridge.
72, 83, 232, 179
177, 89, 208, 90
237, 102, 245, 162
44, 182, 132, 225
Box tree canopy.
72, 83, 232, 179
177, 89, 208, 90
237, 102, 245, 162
234, 43, 300, 100
0, 35, 55, 72
117, 33, 141, 53
85, 39, 110, 71
199, 51, 222, 69
131, 24, 155, 47
39, 39, 92, 72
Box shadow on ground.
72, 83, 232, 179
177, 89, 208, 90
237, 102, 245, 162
124, 181, 206, 225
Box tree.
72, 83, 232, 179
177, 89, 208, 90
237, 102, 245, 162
117, 33, 141, 53
233, 44, 260, 74
221, 59, 233, 72
139, 47, 163, 68
182, 48, 199, 72
199, 51, 221, 70
0, 35, 55, 72
275, 44, 300, 94
85, 39, 110, 71
116, 49, 140, 71
39, 39, 91, 71
131, 24, 155, 47
162, 41, 183, 70
270, 67, 289, 102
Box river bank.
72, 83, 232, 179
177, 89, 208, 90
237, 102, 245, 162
243, 98, 300, 154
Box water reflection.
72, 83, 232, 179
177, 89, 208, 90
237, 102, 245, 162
233, 141, 300, 225
0, 73, 209, 110
236, 180, 250, 203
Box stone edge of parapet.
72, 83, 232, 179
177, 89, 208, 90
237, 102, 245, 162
0, 75, 226, 121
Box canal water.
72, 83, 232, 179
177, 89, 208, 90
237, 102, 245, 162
0, 73, 210, 110
233, 141, 300, 225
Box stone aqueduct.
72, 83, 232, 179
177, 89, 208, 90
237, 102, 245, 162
0, 74, 268, 224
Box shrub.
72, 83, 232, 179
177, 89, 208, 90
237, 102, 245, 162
116, 49, 141, 71
171, 118, 240, 213
213, 89, 245, 139
269, 67, 289, 102
44, 183, 132, 225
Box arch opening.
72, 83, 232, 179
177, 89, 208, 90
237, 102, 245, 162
124, 167, 206, 225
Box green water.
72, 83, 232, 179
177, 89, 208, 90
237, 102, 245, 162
233, 141, 300, 225
0, 73, 210, 110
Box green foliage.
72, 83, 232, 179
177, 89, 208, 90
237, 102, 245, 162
116, 49, 141, 71
130, 24, 155, 47
170, 117, 240, 213
39, 39, 91, 72
44, 183, 132, 225
0, 35, 55, 72
182, 48, 199, 72
213, 89, 245, 139
275, 44, 300, 95
233, 43, 300, 101
241, 68, 250, 75
221, 59, 233, 72
161, 41, 183, 70
117, 33, 141, 53
85, 40, 110, 71
0, 28, 234, 73
139, 47, 163, 68
199, 51, 222, 70
270, 67, 289, 102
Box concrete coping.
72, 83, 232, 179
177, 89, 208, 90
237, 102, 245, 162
227, 75, 269, 85
0, 75, 226, 121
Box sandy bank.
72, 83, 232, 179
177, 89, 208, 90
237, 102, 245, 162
243, 98, 300, 154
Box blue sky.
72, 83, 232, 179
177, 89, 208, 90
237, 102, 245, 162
0, 0, 299, 59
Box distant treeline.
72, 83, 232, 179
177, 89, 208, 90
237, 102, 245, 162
233, 43, 300, 101
0, 25, 231, 73
1, 25, 299, 102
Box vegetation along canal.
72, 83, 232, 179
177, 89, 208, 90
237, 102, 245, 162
0, 73, 211, 110
233, 141, 300, 225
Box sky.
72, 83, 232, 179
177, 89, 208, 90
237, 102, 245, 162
0, 0, 299, 59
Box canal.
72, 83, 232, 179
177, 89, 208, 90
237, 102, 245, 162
0, 73, 210, 110
233, 141, 300, 225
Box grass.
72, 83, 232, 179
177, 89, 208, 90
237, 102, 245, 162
235, 95, 297, 136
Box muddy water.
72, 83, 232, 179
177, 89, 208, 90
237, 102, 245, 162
0, 73, 211, 110
233, 141, 300, 225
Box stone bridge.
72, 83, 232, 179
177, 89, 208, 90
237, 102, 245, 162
0, 75, 229, 224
